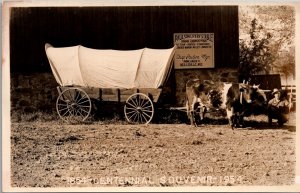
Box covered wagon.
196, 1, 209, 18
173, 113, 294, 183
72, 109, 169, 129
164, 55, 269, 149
45, 44, 176, 124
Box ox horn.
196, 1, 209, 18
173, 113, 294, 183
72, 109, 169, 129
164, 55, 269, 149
253, 84, 260, 89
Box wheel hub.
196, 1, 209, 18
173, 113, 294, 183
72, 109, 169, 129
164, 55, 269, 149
137, 106, 142, 113
68, 102, 77, 110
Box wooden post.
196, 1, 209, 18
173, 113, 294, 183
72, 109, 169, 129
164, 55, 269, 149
56, 86, 62, 95
99, 89, 102, 101
117, 89, 121, 103
289, 86, 293, 112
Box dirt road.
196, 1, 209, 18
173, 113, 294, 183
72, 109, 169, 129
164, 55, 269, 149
11, 116, 295, 187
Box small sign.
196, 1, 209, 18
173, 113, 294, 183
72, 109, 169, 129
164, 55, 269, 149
174, 33, 214, 69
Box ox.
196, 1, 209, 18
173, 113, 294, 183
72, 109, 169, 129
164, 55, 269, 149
185, 79, 213, 126
225, 83, 267, 128
185, 79, 267, 128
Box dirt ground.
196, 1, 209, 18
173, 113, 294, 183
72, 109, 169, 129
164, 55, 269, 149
10, 113, 296, 187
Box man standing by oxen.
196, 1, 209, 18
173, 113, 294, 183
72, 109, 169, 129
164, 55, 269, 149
268, 88, 292, 126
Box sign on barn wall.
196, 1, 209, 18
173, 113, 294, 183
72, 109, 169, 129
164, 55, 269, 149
174, 33, 214, 69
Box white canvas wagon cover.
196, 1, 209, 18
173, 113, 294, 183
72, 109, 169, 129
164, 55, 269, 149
45, 43, 175, 89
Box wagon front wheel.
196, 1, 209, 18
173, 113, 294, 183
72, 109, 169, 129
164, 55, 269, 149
56, 88, 92, 122
124, 93, 154, 124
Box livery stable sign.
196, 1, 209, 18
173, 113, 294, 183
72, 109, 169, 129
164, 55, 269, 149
173, 33, 214, 69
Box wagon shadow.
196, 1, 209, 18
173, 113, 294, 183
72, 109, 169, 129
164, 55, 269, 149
152, 108, 229, 125
91, 101, 127, 122
238, 121, 296, 132
152, 109, 188, 124
153, 109, 296, 133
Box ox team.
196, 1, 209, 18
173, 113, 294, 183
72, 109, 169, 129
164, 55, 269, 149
185, 79, 291, 128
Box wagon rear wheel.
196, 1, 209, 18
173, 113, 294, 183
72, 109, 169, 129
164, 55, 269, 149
124, 93, 154, 124
56, 88, 92, 122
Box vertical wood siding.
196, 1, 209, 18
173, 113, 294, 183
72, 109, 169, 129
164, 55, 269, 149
10, 6, 238, 72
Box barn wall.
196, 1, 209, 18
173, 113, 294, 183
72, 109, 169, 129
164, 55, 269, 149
11, 73, 58, 113
10, 6, 239, 113
10, 6, 239, 72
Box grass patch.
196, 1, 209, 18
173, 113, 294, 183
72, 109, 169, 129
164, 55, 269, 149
11, 111, 59, 123
10, 109, 296, 127
11, 110, 129, 125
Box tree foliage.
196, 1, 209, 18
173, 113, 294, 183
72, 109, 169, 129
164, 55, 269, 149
254, 6, 295, 46
238, 6, 295, 82
239, 18, 274, 82
273, 49, 295, 85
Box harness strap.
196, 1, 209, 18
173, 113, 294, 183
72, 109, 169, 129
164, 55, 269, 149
240, 92, 243, 105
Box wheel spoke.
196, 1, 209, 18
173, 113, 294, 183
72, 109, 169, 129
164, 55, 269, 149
138, 113, 143, 123
57, 103, 68, 106
125, 106, 138, 111
77, 94, 88, 103
79, 108, 89, 114
142, 113, 146, 123
77, 98, 90, 105
140, 113, 148, 123
67, 90, 74, 101
135, 113, 139, 123
69, 108, 75, 116
141, 111, 151, 118
135, 113, 141, 123
77, 105, 91, 108
74, 109, 79, 116
72, 90, 77, 101
126, 101, 137, 109
77, 109, 85, 118
129, 111, 138, 122
77, 100, 90, 107
74, 91, 81, 102
61, 108, 71, 117
76, 95, 85, 103
76, 106, 83, 115
136, 95, 140, 107
129, 97, 138, 107
134, 113, 140, 122
126, 110, 137, 115
74, 109, 78, 116
128, 111, 137, 119
58, 98, 70, 103
140, 97, 145, 108
136, 113, 140, 123
141, 109, 153, 113
141, 100, 150, 108
58, 106, 70, 112
142, 105, 153, 109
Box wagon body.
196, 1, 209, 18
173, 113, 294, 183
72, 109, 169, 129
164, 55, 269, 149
45, 44, 176, 123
